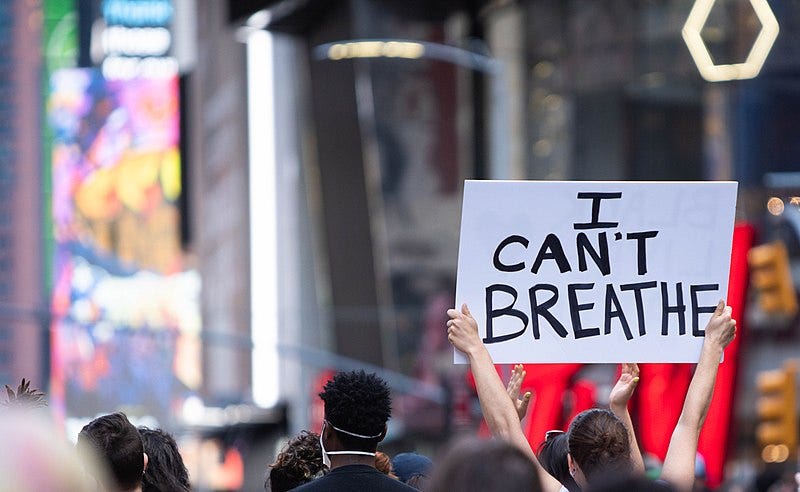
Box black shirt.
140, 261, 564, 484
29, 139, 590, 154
292, 464, 417, 491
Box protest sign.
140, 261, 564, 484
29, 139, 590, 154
454, 181, 737, 363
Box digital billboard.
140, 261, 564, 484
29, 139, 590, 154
48, 68, 200, 425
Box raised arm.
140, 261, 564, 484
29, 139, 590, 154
660, 300, 736, 491
609, 363, 645, 475
447, 304, 563, 492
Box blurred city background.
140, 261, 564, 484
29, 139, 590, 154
2, 0, 800, 489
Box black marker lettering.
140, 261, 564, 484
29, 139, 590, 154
604, 284, 633, 340
626, 231, 659, 275
574, 192, 622, 230
620, 281, 657, 336
493, 235, 529, 272
661, 282, 686, 335
577, 232, 611, 276
690, 283, 720, 337
531, 233, 572, 274
529, 284, 568, 339
568, 283, 600, 339
484, 284, 529, 344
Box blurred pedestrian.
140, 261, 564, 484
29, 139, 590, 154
76, 412, 147, 492
0, 409, 103, 492
391, 452, 432, 485
375, 451, 398, 479
427, 436, 541, 492
138, 427, 190, 492
266, 430, 326, 491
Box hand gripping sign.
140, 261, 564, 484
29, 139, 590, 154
454, 181, 737, 364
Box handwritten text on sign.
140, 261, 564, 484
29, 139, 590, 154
454, 181, 737, 363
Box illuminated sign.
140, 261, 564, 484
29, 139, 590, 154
96, 0, 177, 79
682, 0, 779, 82
48, 68, 201, 423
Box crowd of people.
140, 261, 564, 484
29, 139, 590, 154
266, 300, 739, 491
2, 299, 795, 491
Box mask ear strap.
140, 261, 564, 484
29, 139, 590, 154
325, 451, 377, 457
325, 421, 383, 439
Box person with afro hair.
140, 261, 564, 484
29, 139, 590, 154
292, 370, 415, 492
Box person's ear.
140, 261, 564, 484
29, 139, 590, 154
378, 425, 388, 442
143, 453, 148, 473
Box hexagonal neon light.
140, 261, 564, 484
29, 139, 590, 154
682, 0, 779, 82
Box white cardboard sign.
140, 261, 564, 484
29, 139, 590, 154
454, 181, 737, 364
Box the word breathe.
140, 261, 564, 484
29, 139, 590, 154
483, 192, 720, 344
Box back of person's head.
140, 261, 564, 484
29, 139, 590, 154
0, 409, 103, 492
568, 408, 631, 483
427, 437, 542, 492
138, 427, 189, 492
391, 452, 433, 484
375, 451, 397, 478
587, 474, 675, 492
267, 430, 326, 492
537, 430, 580, 492
77, 412, 145, 491
320, 370, 391, 452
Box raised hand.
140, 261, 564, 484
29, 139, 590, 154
704, 300, 736, 352
446, 304, 484, 357
609, 363, 639, 411
506, 364, 532, 421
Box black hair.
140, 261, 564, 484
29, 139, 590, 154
138, 427, 190, 492
320, 370, 391, 452
537, 431, 580, 492
77, 412, 144, 491
266, 430, 326, 491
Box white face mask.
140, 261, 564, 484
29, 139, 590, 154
319, 431, 331, 469
319, 420, 379, 468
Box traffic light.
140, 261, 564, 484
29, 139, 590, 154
756, 361, 797, 463
748, 241, 798, 317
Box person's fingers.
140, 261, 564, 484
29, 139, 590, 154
714, 299, 725, 317
519, 392, 532, 416
446, 319, 455, 327
462, 304, 472, 317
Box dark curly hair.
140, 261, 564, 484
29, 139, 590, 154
320, 370, 391, 452
139, 427, 190, 492
267, 431, 326, 491
567, 408, 631, 483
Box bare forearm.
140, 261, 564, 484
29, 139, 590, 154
465, 347, 563, 492
661, 342, 725, 491
466, 346, 525, 443
679, 343, 724, 430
